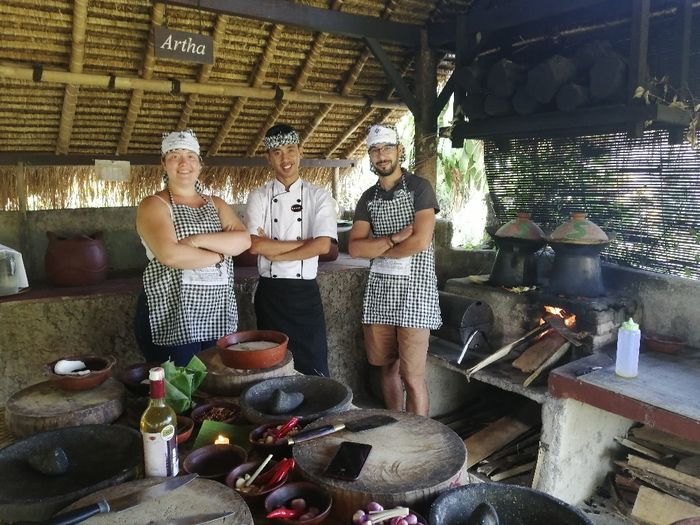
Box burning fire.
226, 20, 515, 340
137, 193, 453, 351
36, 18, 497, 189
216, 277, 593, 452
540, 305, 576, 329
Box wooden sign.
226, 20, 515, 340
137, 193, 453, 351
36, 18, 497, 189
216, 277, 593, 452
154, 26, 214, 65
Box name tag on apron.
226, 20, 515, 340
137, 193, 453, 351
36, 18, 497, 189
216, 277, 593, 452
182, 265, 229, 286
370, 256, 411, 276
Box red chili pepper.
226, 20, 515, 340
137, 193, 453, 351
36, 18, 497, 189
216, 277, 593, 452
258, 457, 295, 490
266, 507, 305, 519
274, 416, 300, 440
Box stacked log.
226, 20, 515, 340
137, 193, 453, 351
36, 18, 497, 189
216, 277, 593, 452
458, 41, 629, 122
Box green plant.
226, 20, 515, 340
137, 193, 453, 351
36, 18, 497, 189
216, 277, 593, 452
162, 356, 207, 414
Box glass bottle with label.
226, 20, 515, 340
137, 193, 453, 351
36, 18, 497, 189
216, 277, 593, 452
140, 366, 179, 477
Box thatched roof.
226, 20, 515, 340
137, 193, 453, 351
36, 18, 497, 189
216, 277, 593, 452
0, 0, 463, 161
0, 0, 471, 208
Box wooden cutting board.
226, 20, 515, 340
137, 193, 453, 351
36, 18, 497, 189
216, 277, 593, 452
5, 378, 124, 438
59, 477, 253, 524
198, 348, 295, 396
293, 408, 469, 520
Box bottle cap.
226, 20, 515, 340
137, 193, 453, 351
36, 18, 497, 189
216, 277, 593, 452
621, 318, 639, 331
148, 367, 165, 381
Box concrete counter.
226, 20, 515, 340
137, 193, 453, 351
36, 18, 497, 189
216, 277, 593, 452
0, 256, 371, 405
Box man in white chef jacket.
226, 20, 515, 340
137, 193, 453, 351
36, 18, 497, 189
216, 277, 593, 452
244, 124, 338, 376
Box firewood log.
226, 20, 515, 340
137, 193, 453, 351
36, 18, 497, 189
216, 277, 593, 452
512, 332, 567, 373
486, 58, 526, 98
455, 63, 486, 93
525, 54, 577, 104
484, 94, 512, 117
512, 86, 542, 115
573, 40, 615, 70
590, 52, 627, 102
555, 82, 590, 112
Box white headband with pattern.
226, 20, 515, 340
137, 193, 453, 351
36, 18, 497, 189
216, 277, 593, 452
161, 129, 200, 156
263, 129, 300, 150
367, 124, 399, 148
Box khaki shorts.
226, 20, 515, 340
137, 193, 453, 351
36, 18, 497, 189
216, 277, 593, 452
363, 324, 430, 380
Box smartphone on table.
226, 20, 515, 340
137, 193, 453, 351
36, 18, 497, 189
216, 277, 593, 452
323, 441, 372, 481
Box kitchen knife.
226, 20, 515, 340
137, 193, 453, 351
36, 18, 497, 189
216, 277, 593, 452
47, 473, 198, 525
159, 511, 233, 525
287, 414, 398, 444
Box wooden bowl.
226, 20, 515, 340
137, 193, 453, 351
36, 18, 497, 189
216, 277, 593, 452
264, 481, 332, 525
176, 415, 194, 444
117, 362, 158, 396
249, 422, 299, 458
225, 459, 290, 509
240, 375, 353, 425
183, 444, 247, 480
45, 355, 116, 391
217, 330, 289, 370
191, 400, 240, 425
642, 332, 686, 354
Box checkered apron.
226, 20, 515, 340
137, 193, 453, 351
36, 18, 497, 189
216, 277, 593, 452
362, 175, 442, 329
143, 196, 237, 346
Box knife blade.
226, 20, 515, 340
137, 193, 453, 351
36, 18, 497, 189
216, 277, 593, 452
47, 474, 198, 525
287, 414, 398, 444
159, 511, 232, 525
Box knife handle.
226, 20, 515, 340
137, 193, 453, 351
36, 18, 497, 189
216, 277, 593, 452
46, 499, 109, 525
287, 423, 345, 444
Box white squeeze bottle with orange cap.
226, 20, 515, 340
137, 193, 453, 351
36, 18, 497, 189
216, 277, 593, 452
615, 318, 641, 378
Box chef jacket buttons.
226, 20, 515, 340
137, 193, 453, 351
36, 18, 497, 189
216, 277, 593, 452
297, 236, 301, 240
273, 198, 278, 203
296, 273, 301, 277
274, 218, 278, 222
296, 199, 301, 202
273, 274, 277, 278
273, 237, 278, 240
297, 218, 301, 222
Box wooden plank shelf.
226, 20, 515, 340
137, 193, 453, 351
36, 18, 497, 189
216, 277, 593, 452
428, 336, 548, 404
451, 103, 691, 141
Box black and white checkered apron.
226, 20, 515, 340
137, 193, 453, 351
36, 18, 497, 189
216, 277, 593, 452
362, 175, 442, 329
143, 196, 237, 346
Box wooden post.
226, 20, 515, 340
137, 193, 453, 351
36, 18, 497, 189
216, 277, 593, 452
414, 29, 438, 188
670, 0, 692, 144
15, 162, 30, 260
331, 167, 339, 201
628, 0, 650, 138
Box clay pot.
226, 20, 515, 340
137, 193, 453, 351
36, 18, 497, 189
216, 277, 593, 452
217, 330, 289, 370
495, 212, 545, 241
44, 355, 116, 392
547, 241, 608, 297
183, 444, 247, 480
549, 212, 609, 244
45, 231, 108, 286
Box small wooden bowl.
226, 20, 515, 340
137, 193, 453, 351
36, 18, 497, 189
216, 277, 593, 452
117, 362, 158, 397
45, 355, 116, 391
217, 330, 289, 370
264, 482, 332, 525
176, 415, 194, 444
249, 422, 298, 458
183, 443, 247, 480
642, 332, 686, 354
225, 459, 290, 509
191, 400, 240, 425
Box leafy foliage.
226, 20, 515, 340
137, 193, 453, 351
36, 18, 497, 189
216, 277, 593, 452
162, 356, 207, 414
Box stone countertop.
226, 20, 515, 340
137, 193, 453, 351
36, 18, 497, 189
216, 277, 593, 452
549, 344, 700, 441
0, 254, 369, 304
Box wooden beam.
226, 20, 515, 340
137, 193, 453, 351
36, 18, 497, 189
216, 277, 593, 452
414, 30, 438, 187
56, 0, 88, 155
162, 0, 420, 46
428, 0, 611, 48
0, 65, 405, 113
435, 72, 456, 119
0, 154, 356, 168
364, 37, 418, 115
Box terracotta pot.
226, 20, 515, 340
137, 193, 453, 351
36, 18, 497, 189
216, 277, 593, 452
45, 231, 108, 286
549, 212, 609, 244
495, 212, 546, 241
217, 330, 289, 370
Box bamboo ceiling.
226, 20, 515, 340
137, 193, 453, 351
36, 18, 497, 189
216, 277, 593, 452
0, 0, 464, 164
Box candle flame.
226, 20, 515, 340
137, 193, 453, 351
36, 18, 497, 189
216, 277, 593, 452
214, 434, 229, 445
